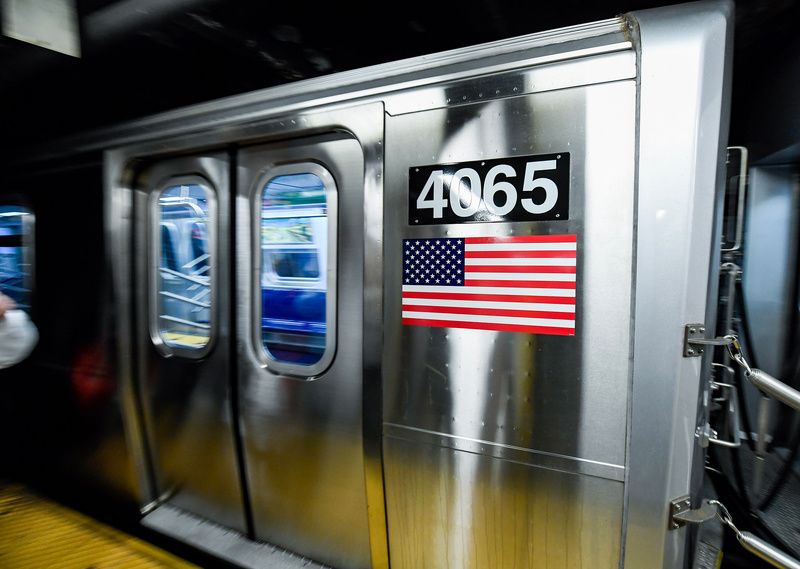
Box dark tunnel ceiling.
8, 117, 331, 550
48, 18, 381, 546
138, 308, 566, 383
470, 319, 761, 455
0, 0, 798, 155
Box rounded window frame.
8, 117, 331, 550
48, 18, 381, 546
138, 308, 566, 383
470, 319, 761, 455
0, 200, 36, 316
252, 162, 338, 379
149, 175, 218, 359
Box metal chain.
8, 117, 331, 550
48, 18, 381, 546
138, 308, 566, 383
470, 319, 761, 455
708, 499, 742, 538
725, 334, 753, 375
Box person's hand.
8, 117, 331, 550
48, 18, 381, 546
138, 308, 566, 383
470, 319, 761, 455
0, 294, 17, 320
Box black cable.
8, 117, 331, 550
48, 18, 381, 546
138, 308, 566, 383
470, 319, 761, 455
732, 363, 757, 453
778, 197, 800, 396
732, 279, 757, 452
773, 237, 800, 450
734, 278, 759, 370
729, 426, 752, 510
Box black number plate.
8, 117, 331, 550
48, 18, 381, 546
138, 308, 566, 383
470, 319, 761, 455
408, 153, 569, 225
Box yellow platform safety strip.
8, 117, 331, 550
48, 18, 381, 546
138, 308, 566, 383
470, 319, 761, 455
0, 484, 198, 569
161, 332, 210, 348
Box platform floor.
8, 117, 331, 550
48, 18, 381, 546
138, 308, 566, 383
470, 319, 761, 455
0, 483, 197, 569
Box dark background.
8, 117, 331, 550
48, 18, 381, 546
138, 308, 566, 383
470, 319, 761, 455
0, 0, 798, 160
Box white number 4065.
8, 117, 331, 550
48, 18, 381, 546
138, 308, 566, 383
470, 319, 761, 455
416, 160, 559, 219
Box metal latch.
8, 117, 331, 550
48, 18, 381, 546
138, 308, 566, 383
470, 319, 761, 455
726, 336, 800, 412
712, 500, 800, 569
669, 496, 717, 529
695, 364, 742, 449
683, 324, 734, 357
669, 498, 800, 567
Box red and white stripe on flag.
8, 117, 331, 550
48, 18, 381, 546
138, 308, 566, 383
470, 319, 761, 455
401, 234, 576, 336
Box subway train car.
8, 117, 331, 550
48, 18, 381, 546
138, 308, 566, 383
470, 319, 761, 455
1, 1, 799, 568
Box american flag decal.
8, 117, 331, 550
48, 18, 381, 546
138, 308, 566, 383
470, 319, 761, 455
402, 234, 577, 336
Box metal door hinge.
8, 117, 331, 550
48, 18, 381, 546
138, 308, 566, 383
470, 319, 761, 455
670, 496, 717, 530
683, 324, 733, 357
674, 499, 800, 568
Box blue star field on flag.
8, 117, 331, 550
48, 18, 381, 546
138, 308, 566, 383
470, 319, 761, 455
403, 238, 465, 286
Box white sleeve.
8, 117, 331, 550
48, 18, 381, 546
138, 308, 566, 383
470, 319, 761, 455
0, 309, 39, 369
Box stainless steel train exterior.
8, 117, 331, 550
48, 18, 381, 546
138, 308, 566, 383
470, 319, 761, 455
0, 1, 736, 568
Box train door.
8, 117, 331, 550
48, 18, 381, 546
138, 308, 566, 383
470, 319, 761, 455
123, 103, 386, 567
131, 155, 246, 532
235, 104, 386, 569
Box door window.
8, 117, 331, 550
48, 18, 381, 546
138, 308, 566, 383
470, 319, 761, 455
258, 166, 337, 375
152, 181, 215, 354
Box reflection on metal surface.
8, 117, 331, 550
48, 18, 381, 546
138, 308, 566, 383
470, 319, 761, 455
385, 80, 636, 463
385, 423, 624, 482
133, 155, 245, 532
107, 149, 157, 503
748, 368, 800, 412
384, 52, 635, 567
738, 532, 800, 569
384, 439, 623, 569
90, 5, 737, 567
237, 108, 385, 569
384, 49, 635, 116
143, 504, 327, 569
624, 2, 734, 568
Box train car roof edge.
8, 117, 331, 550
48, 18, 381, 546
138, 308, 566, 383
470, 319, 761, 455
11, 17, 628, 165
